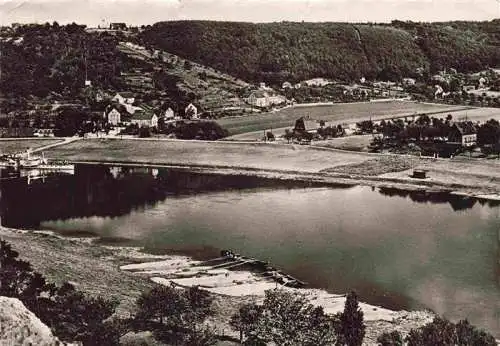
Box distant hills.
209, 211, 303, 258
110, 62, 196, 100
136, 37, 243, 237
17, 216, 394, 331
139, 20, 500, 83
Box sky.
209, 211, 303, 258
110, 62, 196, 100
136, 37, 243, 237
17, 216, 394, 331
0, 0, 499, 26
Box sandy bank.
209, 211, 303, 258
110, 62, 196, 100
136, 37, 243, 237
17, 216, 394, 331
122, 253, 434, 322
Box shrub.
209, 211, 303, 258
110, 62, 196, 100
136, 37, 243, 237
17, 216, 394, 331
377, 331, 404, 346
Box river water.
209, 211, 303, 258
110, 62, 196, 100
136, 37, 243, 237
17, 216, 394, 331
1, 164, 499, 337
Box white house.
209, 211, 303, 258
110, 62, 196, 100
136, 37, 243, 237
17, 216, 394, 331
164, 107, 175, 120
303, 78, 331, 87
130, 111, 158, 127
105, 107, 122, 125
402, 78, 416, 86
112, 92, 135, 105
184, 103, 198, 119
246, 90, 286, 108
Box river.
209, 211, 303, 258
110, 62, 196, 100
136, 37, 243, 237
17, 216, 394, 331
1, 164, 499, 337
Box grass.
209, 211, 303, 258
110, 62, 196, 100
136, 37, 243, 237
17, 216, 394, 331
217, 101, 467, 135
0, 139, 62, 155
45, 138, 373, 173
321, 156, 413, 176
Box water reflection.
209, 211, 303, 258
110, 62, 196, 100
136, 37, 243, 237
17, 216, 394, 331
0, 164, 330, 228
378, 187, 500, 211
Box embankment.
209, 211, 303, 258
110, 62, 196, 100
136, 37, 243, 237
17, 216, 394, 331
43, 138, 500, 201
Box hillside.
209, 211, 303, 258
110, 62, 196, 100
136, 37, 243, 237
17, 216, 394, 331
140, 20, 500, 83
116, 41, 251, 114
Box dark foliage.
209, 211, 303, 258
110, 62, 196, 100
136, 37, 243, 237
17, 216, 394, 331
0, 239, 120, 345
135, 284, 216, 345
230, 289, 338, 345
1, 23, 124, 98
337, 291, 365, 346
173, 121, 229, 140
406, 317, 496, 346
377, 331, 404, 346
140, 20, 500, 83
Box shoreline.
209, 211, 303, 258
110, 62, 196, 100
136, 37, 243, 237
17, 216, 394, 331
66, 158, 500, 203
0, 225, 436, 344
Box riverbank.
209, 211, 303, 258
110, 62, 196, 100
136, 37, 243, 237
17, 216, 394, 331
0, 226, 436, 344
43, 138, 500, 201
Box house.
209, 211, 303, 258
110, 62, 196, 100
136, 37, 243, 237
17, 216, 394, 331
184, 103, 198, 119
112, 92, 135, 105
110, 23, 127, 30
164, 107, 175, 121
104, 105, 130, 125
448, 122, 477, 147
282, 81, 293, 89
246, 91, 286, 108
105, 108, 121, 125
130, 110, 158, 127
303, 78, 331, 87
402, 78, 416, 86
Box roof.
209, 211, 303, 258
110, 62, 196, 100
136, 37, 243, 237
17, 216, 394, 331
249, 90, 269, 98
115, 92, 135, 99
453, 122, 477, 135
130, 110, 155, 120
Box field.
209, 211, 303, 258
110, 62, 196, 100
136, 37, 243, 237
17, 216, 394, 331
218, 101, 468, 136
44, 138, 373, 173
0, 139, 63, 155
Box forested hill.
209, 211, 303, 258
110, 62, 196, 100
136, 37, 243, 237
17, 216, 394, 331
140, 20, 500, 83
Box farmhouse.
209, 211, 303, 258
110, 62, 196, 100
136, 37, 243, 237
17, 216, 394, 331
246, 91, 286, 108
112, 92, 135, 105
104, 105, 132, 125
448, 122, 477, 147
130, 110, 158, 128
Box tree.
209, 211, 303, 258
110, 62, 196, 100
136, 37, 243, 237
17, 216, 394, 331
266, 131, 275, 141
232, 289, 337, 345
136, 285, 184, 325
0, 240, 41, 298
455, 319, 497, 346
229, 303, 263, 343
337, 291, 365, 346
406, 317, 496, 346
377, 331, 403, 346
136, 285, 215, 345
284, 129, 293, 143
0, 240, 121, 346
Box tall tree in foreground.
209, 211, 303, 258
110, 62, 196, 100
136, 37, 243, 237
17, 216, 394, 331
337, 291, 365, 346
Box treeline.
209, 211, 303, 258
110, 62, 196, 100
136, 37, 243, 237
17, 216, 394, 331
139, 20, 500, 83
0, 22, 124, 98
0, 239, 497, 345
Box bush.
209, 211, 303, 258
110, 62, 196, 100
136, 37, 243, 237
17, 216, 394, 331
135, 285, 215, 345
406, 317, 496, 346
230, 289, 337, 345
377, 331, 403, 346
